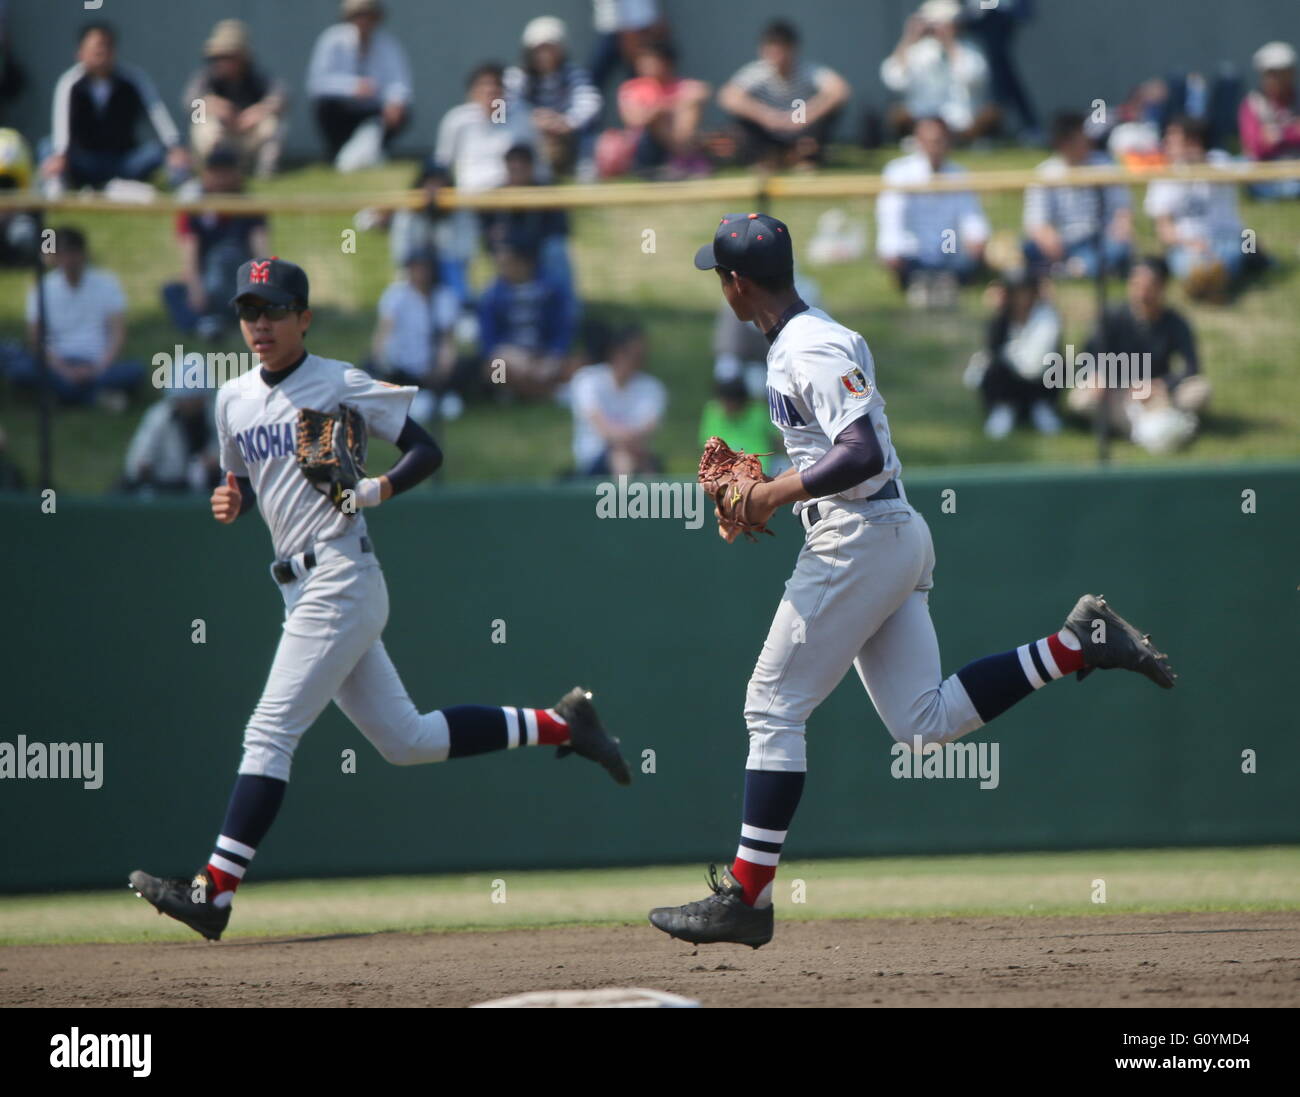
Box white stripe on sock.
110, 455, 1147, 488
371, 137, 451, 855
1017, 643, 1045, 689
523, 708, 538, 746
503, 707, 520, 749
735, 844, 781, 867
740, 823, 787, 844
1036, 637, 1063, 680
217, 834, 256, 860
208, 853, 246, 879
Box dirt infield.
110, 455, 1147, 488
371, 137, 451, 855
4, 911, 1298, 1008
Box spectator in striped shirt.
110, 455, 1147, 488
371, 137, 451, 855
506, 17, 602, 182
718, 19, 851, 171
1022, 112, 1133, 279
40, 22, 190, 194
876, 115, 990, 306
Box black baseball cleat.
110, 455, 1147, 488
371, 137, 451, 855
553, 686, 632, 786
1063, 594, 1176, 689
648, 864, 774, 949
129, 869, 230, 941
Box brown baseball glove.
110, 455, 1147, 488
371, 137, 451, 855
698, 435, 774, 543
295, 404, 367, 513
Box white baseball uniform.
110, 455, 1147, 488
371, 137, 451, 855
216, 354, 458, 781
744, 307, 983, 772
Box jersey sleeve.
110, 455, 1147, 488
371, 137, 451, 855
216, 387, 248, 476
791, 335, 881, 442
339, 366, 416, 444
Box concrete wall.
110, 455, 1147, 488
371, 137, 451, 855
6, 0, 1300, 161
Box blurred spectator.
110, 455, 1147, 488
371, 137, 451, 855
1072, 257, 1211, 453
1114, 68, 1240, 151
964, 270, 1061, 439
184, 19, 287, 178
0, 126, 37, 268
876, 115, 989, 307
0, 425, 23, 491
388, 163, 475, 306
8, 227, 143, 410
960, 0, 1037, 141
506, 17, 602, 181
880, 0, 996, 141
1145, 116, 1245, 301
40, 22, 189, 195
612, 41, 710, 178
698, 378, 777, 474
122, 386, 220, 495
718, 20, 851, 170
570, 324, 666, 475
1022, 112, 1133, 278
589, 0, 667, 93
478, 242, 577, 399
435, 63, 539, 194
162, 145, 269, 340
371, 247, 461, 423
1239, 41, 1300, 200
480, 143, 573, 290
307, 0, 411, 170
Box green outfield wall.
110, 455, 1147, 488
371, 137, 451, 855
1, 463, 1296, 892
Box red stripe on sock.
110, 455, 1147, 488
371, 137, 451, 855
1046, 632, 1084, 675
730, 856, 775, 908
533, 708, 569, 746
206, 863, 240, 895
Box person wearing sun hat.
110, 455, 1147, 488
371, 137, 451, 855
1239, 40, 1300, 200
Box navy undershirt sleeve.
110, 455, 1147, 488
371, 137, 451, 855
235, 476, 256, 516
799, 415, 885, 498
385, 417, 443, 496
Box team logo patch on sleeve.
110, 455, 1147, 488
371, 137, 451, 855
840, 367, 873, 397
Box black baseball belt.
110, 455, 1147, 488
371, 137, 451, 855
272, 535, 373, 584
801, 479, 901, 532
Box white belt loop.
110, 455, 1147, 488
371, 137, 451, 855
800, 505, 817, 535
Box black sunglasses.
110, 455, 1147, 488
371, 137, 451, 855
236, 302, 302, 322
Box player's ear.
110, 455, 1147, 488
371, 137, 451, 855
299, 307, 312, 334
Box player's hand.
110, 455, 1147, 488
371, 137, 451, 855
211, 471, 242, 524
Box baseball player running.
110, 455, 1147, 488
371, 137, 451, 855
131, 257, 630, 941
648, 214, 1175, 949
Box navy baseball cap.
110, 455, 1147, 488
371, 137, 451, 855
230, 257, 310, 308
694, 212, 794, 279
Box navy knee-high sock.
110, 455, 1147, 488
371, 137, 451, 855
955, 629, 1085, 723
205, 774, 286, 903
441, 704, 569, 756
730, 769, 806, 908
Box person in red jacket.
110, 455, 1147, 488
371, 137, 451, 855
1238, 41, 1300, 200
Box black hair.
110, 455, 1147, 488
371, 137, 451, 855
505, 143, 536, 164
1050, 111, 1087, 147
641, 40, 677, 67
761, 19, 799, 47
53, 226, 87, 254
1167, 114, 1209, 148
716, 378, 749, 403
79, 22, 116, 45
913, 113, 949, 132
609, 323, 645, 353
719, 267, 795, 294
1133, 255, 1170, 283
466, 62, 504, 89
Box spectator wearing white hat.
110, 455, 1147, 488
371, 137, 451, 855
880, 0, 998, 141
505, 16, 602, 181
307, 0, 411, 169
184, 20, 287, 178
1239, 40, 1300, 200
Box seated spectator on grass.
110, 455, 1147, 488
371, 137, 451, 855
9, 227, 142, 410
588, 0, 667, 92
1022, 112, 1133, 279
613, 41, 710, 178
435, 64, 540, 194
184, 20, 286, 179
877, 114, 989, 307
371, 248, 461, 424
698, 378, 777, 474
1071, 257, 1211, 454
718, 19, 850, 171
963, 270, 1061, 439
40, 22, 189, 194
307, 0, 411, 170
1145, 116, 1246, 301
506, 17, 602, 181
479, 143, 573, 291
880, 0, 997, 141
121, 385, 219, 495
161, 145, 269, 340
478, 241, 577, 400
388, 164, 474, 307
1238, 41, 1300, 200
570, 324, 666, 476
